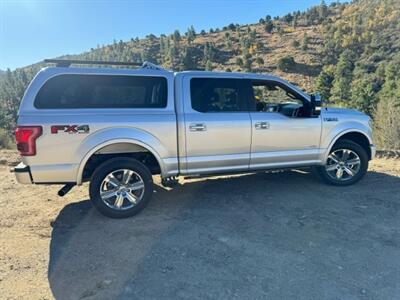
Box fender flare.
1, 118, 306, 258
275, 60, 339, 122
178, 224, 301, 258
74, 126, 170, 185
76, 138, 164, 185
322, 129, 372, 162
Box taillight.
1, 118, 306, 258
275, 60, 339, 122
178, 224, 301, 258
15, 126, 42, 156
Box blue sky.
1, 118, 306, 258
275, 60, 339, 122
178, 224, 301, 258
0, 0, 335, 70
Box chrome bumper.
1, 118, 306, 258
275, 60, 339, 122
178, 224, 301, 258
11, 162, 33, 184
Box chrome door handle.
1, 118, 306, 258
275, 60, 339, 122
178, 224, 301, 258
255, 121, 270, 130
189, 123, 207, 131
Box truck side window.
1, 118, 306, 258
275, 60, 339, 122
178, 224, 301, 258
190, 78, 249, 112
251, 80, 311, 117
34, 74, 167, 109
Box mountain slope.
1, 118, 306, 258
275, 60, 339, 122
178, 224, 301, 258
0, 0, 399, 148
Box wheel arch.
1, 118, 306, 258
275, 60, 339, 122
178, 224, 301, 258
74, 127, 172, 185
76, 139, 164, 185
324, 130, 372, 162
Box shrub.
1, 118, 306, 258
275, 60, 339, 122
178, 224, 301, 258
265, 21, 274, 33
236, 57, 244, 67
0, 128, 13, 149
292, 40, 300, 48
255, 57, 264, 66
277, 56, 296, 72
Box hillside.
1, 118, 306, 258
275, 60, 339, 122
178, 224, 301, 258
0, 0, 399, 149
63, 11, 327, 91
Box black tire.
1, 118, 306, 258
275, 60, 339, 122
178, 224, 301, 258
313, 140, 369, 186
89, 157, 153, 218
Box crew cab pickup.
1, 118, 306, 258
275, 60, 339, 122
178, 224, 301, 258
13, 60, 376, 218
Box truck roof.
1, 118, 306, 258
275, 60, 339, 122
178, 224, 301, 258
39, 59, 309, 99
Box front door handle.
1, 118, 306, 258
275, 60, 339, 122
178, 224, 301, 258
189, 123, 207, 132
255, 121, 270, 130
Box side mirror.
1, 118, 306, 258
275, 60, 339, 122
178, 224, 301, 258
310, 93, 322, 115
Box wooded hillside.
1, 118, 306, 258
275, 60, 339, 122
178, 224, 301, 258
0, 0, 399, 149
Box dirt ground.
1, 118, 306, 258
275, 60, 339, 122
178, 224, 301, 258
0, 150, 399, 300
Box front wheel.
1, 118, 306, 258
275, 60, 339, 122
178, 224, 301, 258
314, 140, 369, 186
89, 157, 153, 218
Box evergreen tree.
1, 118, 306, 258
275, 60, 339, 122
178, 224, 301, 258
236, 57, 244, 67
181, 46, 197, 70
330, 50, 356, 105
301, 33, 310, 50
282, 13, 294, 24
374, 58, 400, 148
203, 42, 215, 63
205, 60, 213, 71
173, 30, 181, 44
243, 53, 253, 72
319, 0, 328, 20
228, 23, 237, 31
186, 26, 196, 44
255, 57, 264, 68
265, 21, 274, 33
315, 65, 335, 103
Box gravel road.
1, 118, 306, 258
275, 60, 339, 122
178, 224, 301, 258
1, 150, 400, 300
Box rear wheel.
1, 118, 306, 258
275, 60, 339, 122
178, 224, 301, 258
89, 157, 153, 218
314, 140, 368, 186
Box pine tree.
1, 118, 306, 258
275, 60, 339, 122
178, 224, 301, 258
205, 60, 213, 71
236, 57, 244, 67
203, 42, 215, 63
374, 59, 400, 148
301, 33, 310, 50
181, 46, 197, 70
330, 50, 356, 105
350, 73, 380, 115
319, 0, 328, 20
315, 65, 335, 103
173, 30, 181, 44
186, 26, 196, 44
265, 21, 274, 33
255, 57, 264, 68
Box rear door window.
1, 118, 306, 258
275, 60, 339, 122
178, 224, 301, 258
190, 78, 250, 112
34, 74, 167, 109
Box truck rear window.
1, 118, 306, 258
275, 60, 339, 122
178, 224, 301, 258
34, 74, 167, 109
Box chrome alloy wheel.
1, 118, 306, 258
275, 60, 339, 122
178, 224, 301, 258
325, 149, 361, 181
99, 169, 145, 210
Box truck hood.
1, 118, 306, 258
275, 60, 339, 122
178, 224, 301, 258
323, 107, 366, 116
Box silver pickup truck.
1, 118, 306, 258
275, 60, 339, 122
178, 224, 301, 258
13, 60, 375, 218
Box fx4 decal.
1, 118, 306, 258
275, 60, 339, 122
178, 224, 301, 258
51, 125, 90, 134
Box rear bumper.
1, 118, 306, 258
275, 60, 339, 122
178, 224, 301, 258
11, 162, 78, 185
11, 162, 33, 184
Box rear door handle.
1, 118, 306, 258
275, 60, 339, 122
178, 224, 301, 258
189, 123, 207, 131
255, 121, 270, 130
